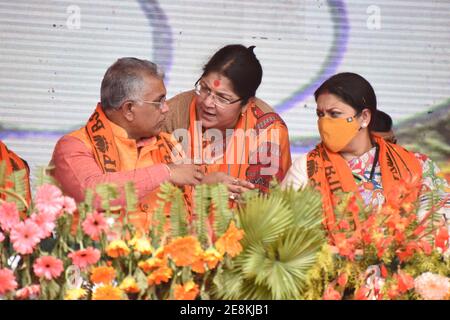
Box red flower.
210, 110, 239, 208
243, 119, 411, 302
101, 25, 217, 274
337, 272, 348, 287
435, 226, 449, 251
396, 270, 414, 294
380, 264, 388, 278
323, 285, 342, 300
354, 287, 369, 300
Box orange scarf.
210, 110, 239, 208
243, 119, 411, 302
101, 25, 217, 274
0, 140, 31, 206
86, 103, 183, 173
187, 96, 290, 192
188, 96, 256, 180
84, 104, 185, 229
307, 135, 422, 231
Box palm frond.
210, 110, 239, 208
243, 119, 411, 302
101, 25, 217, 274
237, 194, 293, 246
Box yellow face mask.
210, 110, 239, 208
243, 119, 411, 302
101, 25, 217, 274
318, 116, 361, 153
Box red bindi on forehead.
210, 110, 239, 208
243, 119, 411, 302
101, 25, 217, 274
213, 79, 220, 88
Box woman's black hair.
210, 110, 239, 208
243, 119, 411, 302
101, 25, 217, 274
314, 72, 377, 129
201, 44, 262, 106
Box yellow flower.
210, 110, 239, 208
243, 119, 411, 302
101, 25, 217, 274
119, 276, 140, 294
129, 237, 153, 255
64, 288, 87, 300
215, 221, 244, 257
106, 240, 131, 258
92, 285, 125, 300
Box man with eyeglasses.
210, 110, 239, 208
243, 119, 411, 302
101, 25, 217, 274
51, 57, 203, 231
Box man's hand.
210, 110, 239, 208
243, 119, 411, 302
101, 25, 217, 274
167, 164, 204, 186
201, 172, 255, 200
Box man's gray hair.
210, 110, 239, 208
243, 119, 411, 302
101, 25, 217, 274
100, 57, 164, 111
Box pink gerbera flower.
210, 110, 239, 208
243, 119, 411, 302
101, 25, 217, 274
62, 196, 77, 215
0, 268, 18, 295
82, 211, 109, 241
35, 184, 65, 218
10, 220, 41, 255
15, 284, 40, 300
68, 247, 101, 270
33, 256, 64, 280
31, 212, 56, 240
0, 201, 20, 233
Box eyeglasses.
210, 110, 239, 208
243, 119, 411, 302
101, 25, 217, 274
194, 81, 242, 108
135, 96, 166, 110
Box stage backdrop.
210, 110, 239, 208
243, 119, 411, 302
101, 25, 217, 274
1, 0, 449, 183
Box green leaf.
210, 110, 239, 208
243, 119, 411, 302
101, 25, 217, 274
95, 183, 119, 211
33, 165, 57, 188
6, 169, 27, 211
211, 184, 233, 238
170, 186, 189, 238
0, 160, 7, 187
194, 184, 211, 247
124, 181, 138, 213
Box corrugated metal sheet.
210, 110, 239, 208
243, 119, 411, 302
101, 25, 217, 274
1, 0, 449, 182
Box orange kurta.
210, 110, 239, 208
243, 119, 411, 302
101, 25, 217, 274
69, 104, 182, 231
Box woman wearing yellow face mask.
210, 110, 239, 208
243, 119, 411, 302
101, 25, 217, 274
282, 72, 449, 231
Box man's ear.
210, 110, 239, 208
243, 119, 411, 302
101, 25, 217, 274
121, 101, 135, 122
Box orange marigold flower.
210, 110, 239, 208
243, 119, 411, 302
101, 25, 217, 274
191, 259, 206, 274
90, 266, 116, 284
214, 221, 244, 257
164, 236, 203, 267
173, 281, 200, 300
203, 248, 223, 270
119, 276, 140, 294
191, 248, 223, 274
106, 240, 131, 258
138, 257, 167, 273
92, 285, 125, 300
147, 266, 173, 285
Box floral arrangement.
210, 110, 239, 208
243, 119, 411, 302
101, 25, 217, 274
0, 164, 248, 300
1, 161, 449, 300
302, 178, 450, 300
